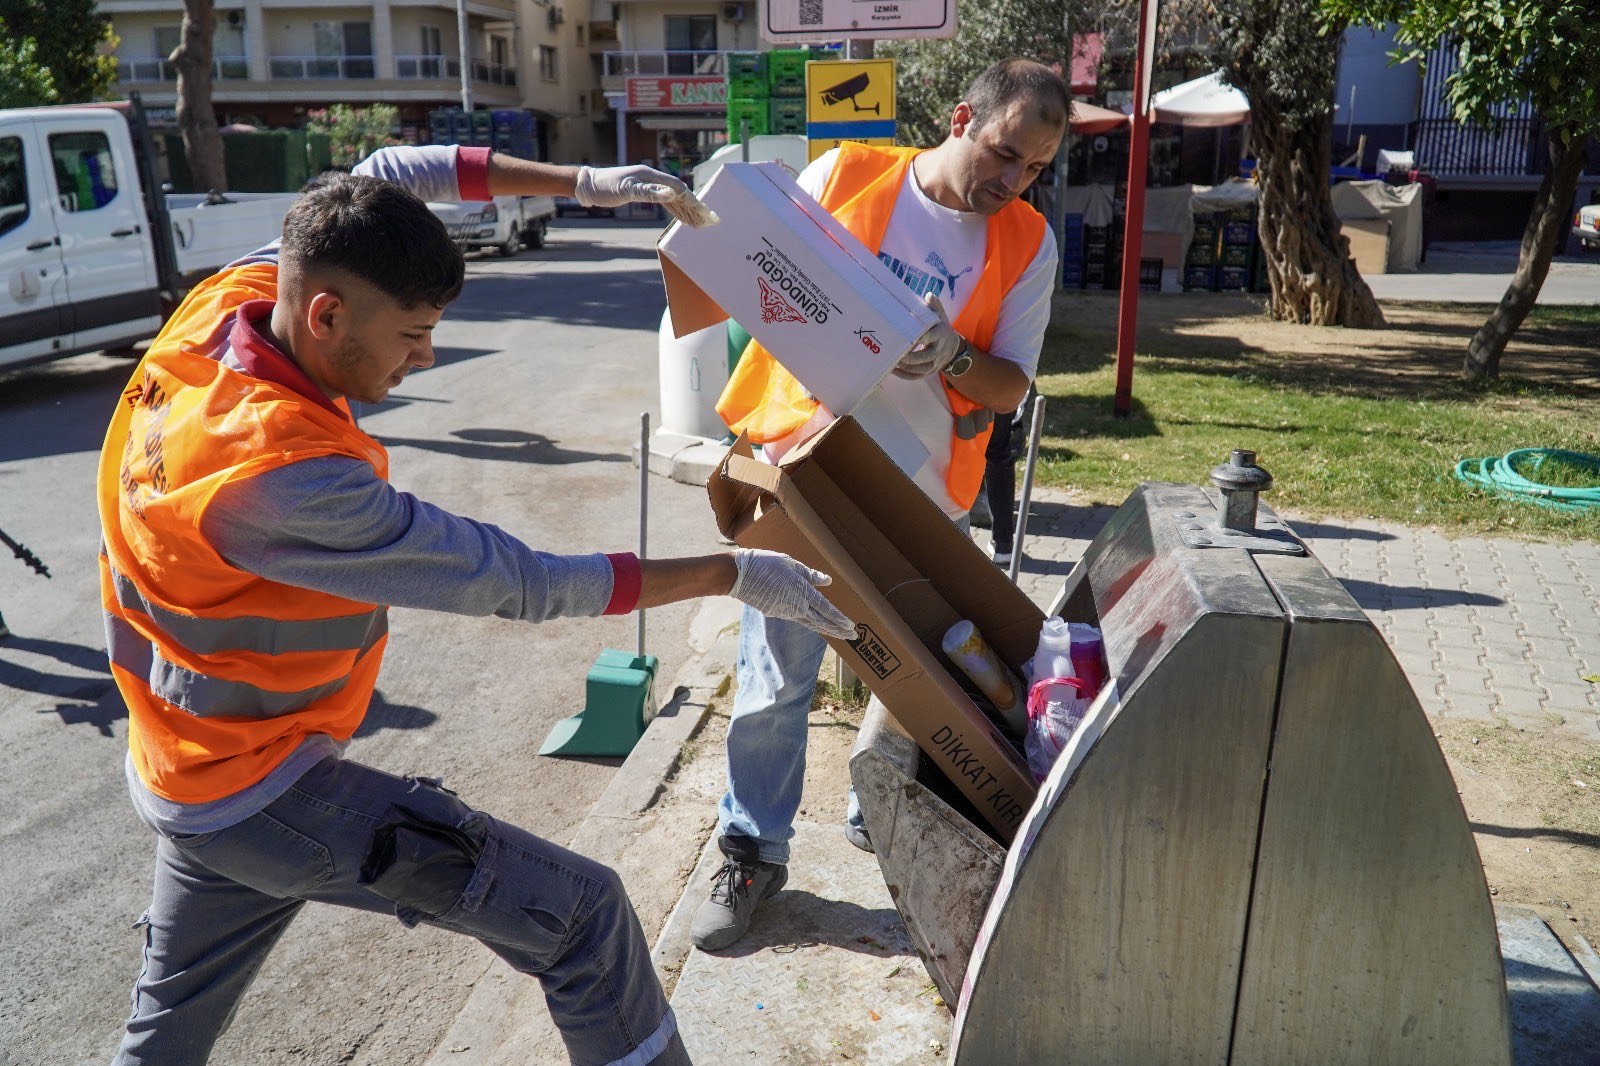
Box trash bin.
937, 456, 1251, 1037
657, 310, 730, 440
851, 467, 1512, 1064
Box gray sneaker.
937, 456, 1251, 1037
690, 835, 787, 951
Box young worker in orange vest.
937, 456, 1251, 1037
99, 147, 854, 1065
694, 59, 1068, 952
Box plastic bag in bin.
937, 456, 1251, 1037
1025, 676, 1093, 782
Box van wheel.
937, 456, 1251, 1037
526, 219, 547, 250
499, 232, 521, 257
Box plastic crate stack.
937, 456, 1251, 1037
427, 108, 538, 160
490, 109, 537, 160
1061, 213, 1085, 288
725, 52, 769, 143
1184, 213, 1220, 290
1216, 211, 1258, 291
726, 48, 838, 144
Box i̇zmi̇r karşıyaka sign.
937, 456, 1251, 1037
761, 0, 955, 41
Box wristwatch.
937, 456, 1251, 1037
945, 337, 974, 378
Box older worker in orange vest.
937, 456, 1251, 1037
692, 58, 1069, 951
99, 148, 855, 1065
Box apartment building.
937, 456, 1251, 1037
593, 0, 764, 176
103, 0, 603, 163
1335, 26, 1600, 244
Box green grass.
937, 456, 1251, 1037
1027, 298, 1600, 539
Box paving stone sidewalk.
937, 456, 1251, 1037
1008, 488, 1600, 743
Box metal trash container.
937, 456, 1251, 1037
850, 475, 1511, 1064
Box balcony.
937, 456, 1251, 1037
270, 55, 379, 79
119, 56, 249, 83
601, 49, 726, 88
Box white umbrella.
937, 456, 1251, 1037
1151, 71, 1250, 128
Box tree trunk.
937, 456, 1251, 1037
1462, 127, 1587, 381
173, 0, 225, 193
1249, 101, 1385, 328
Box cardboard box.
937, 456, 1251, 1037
709, 417, 1043, 842
658, 162, 937, 470
1342, 217, 1391, 276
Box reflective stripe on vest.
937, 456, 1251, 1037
106, 561, 384, 657
716, 142, 1045, 510
103, 609, 384, 720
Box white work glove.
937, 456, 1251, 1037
730, 549, 858, 641
894, 292, 964, 380
573, 165, 719, 228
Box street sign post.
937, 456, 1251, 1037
805, 58, 896, 162
762, 0, 955, 42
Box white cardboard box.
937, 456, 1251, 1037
658, 162, 938, 469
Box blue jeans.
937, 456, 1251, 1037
719, 518, 967, 866
114, 756, 688, 1066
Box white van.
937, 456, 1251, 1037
0, 99, 297, 371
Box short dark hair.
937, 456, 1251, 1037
280, 172, 465, 309
965, 59, 1071, 136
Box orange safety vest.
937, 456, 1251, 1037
716, 142, 1047, 510
98, 263, 393, 804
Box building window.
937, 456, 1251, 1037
539, 45, 558, 82
576, 24, 585, 45
153, 25, 181, 61
416, 25, 444, 78
665, 15, 716, 75
578, 92, 588, 115
312, 20, 374, 79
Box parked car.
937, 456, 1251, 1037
554, 194, 613, 219
1, 97, 297, 371
1573, 202, 1600, 252
427, 194, 555, 256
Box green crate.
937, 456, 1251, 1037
1220, 243, 1254, 268
727, 72, 767, 99
726, 51, 765, 77
767, 48, 810, 96
726, 97, 770, 142
769, 98, 805, 125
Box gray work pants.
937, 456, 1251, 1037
113, 755, 688, 1066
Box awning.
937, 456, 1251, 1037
1070, 100, 1129, 135
1151, 71, 1250, 128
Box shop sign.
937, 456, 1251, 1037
626, 76, 729, 111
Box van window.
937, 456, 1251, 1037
47, 130, 120, 213
0, 137, 27, 236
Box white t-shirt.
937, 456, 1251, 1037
763, 149, 1058, 517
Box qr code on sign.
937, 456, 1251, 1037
800, 0, 823, 25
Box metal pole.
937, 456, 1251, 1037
740, 118, 750, 162
638, 411, 649, 657
1112, 0, 1159, 418
1008, 395, 1046, 585
455, 0, 472, 112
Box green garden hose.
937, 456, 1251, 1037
1453, 448, 1600, 512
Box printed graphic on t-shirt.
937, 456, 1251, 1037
878, 247, 975, 302
878, 251, 944, 298
925, 250, 973, 298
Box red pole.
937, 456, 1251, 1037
1113, 0, 1159, 418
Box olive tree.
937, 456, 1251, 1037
1324, 0, 1600, 379
1214, 0, 1385, 327
174, 0, 227, 194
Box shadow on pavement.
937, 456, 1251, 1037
1339, 578, 1503, 610
1289, 520, 1398, 542
353, 690, 440, 737
709, 891, 911, 959
1471, 821, 1600, 853
373, 428, 629, 465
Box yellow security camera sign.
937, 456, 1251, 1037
806, 59, 897, 162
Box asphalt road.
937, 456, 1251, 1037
0, 220, 727, 1065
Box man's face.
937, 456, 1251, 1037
301, 276, 444, 404
948, 99, 1064, 216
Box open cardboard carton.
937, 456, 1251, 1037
659, 162, 938, 472
709, 417, 1044, 842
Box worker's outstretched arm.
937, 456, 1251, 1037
637, 551, 856, 640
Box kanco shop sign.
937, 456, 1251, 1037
625, 76, 728, 110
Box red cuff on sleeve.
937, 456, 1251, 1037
602, 553, 642, 615
455, 146, 493, 202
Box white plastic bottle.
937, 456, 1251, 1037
941, 620, 1028, 734
1031, 617, 1076, 683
